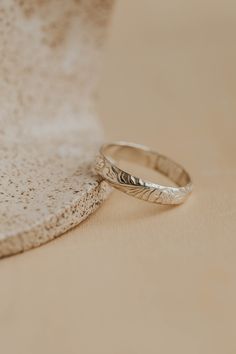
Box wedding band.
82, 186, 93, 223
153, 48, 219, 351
95, 142, 193, 205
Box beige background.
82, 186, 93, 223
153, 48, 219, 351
0, 0, 236, 353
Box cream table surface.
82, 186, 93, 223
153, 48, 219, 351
0, 0, 236, 353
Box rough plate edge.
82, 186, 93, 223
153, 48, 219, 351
0, 180, 111, 259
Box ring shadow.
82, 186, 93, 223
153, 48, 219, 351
103, 189, 177, 223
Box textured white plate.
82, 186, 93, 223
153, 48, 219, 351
0, 0, 114, 257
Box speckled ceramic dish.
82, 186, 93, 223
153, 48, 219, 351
0, 0, 114, 257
